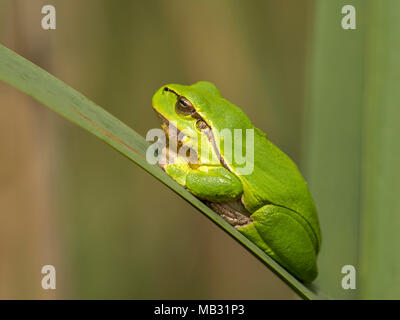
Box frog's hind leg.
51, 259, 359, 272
207, 201, 252, 228
238, 204, 318, 283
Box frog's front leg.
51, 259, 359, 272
163, 160, 253, 227
163, 161, 243, 202
238, 204, 318, 282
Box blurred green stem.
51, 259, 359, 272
359, 0, 400, 299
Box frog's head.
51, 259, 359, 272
152, 82, 222, 166
152, 81, 253, 168
152, 81, 219, 130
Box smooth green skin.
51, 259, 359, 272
152, 81, 321, 282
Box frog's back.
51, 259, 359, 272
185, 82, 321, 246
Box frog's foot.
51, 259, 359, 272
207, 201, 253, 228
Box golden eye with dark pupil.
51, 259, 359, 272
196, 119, 208, 130
176, 96, 195, 115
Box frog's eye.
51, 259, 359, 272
195, 119, 209, 131
176, 96, 195, 115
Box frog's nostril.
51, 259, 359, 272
163, 87, 178, 96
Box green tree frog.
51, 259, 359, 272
152, 81, 321, 282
